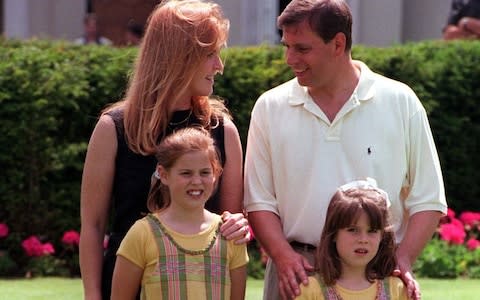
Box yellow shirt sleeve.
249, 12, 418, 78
388, 276, 408, 300
295, 276, 324, 300
227, 239, 249, 270
116, 218, 155, 269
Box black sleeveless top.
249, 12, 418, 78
107, 108, 226, 234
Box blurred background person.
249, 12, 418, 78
443, 0, 480, 40
125, 20, 144, 46
75, 13, 112, 45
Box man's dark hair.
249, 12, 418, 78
277, 0, 352, 51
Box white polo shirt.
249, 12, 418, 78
244, 61, 447, 245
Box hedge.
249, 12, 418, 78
0, 38, 478, 255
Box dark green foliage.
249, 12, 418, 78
414, 239, 466, 278
0, 38, 479, 276
0, 251, 17, 276
246, 241, 266, 279
214, 45, 293, 146
0, 39, 135, 270
414, 239, 480, 278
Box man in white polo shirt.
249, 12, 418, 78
244, 1, 447, 299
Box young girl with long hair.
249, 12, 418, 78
111, 127, 248, 300
79, 1, 249, 299
297, 179, 408, 300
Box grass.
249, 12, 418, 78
0, 277, 479, 299
0, 277, 83, 300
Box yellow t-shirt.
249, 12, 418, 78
296, 275, 408, 300
117, 213, 249, 300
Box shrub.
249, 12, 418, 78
0, 38, 479, 276
59, 230, 80, 277
0, 246, 17, 276
0, 224, 81, 277
414, 238, 467, 278
414, 209, 480, 278
0, 223, 17, 276
247, 241, 266, 279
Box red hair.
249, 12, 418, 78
104, 0, 230, 155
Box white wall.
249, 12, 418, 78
1, 0, 454, 46
216, 0, 278, 46
3, 0, 84, 41
402, 0, 451, 42
344, 0, 452, 47
4, 0, 29, 39
349, 0, 404, 47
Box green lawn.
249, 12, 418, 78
0, 277, 478, 299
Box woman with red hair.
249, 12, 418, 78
79, 1, 249, 299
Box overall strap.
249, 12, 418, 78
147, 214, 187, 299
318, 278, 341, 300
204, 228, 229, 299
378, 278, 391, 300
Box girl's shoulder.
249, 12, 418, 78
132, 215, 156, 232
295, 274, 324, 300
385, 276, 408, 300
210, 212, 222, 222
121, 216, 155, 247
385, 276, 405, 287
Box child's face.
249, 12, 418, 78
158, 150, 216, 210
335, 211, 382, 273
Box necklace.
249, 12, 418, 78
328, 279, 384, 300
149, 214, 221, 255
168, 109, 193, 126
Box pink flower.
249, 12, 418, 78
450, 217, 464, 229
0, 223, 8, 238
466, 238, 480, 251
22, 236, 44, 257
22, 236, 55, 257
439, 223, 466, 245
459, 211, 480, 227
62, 230, 80, 246
248, 225, 255, 240
42, 242, 55, 255
447, 208, 456, 219
103, 235, 109, 249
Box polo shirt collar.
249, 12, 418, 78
353, 60, 376, 102
287, 60, 376, 106
287, 79, 310, 106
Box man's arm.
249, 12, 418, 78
395, 210, 443, 300
245, 97, 312, 299
248, 211, 313, 300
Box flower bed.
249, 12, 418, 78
1, 208, 479, 278
0, 224, 81, 277
414, 209, 480, 278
